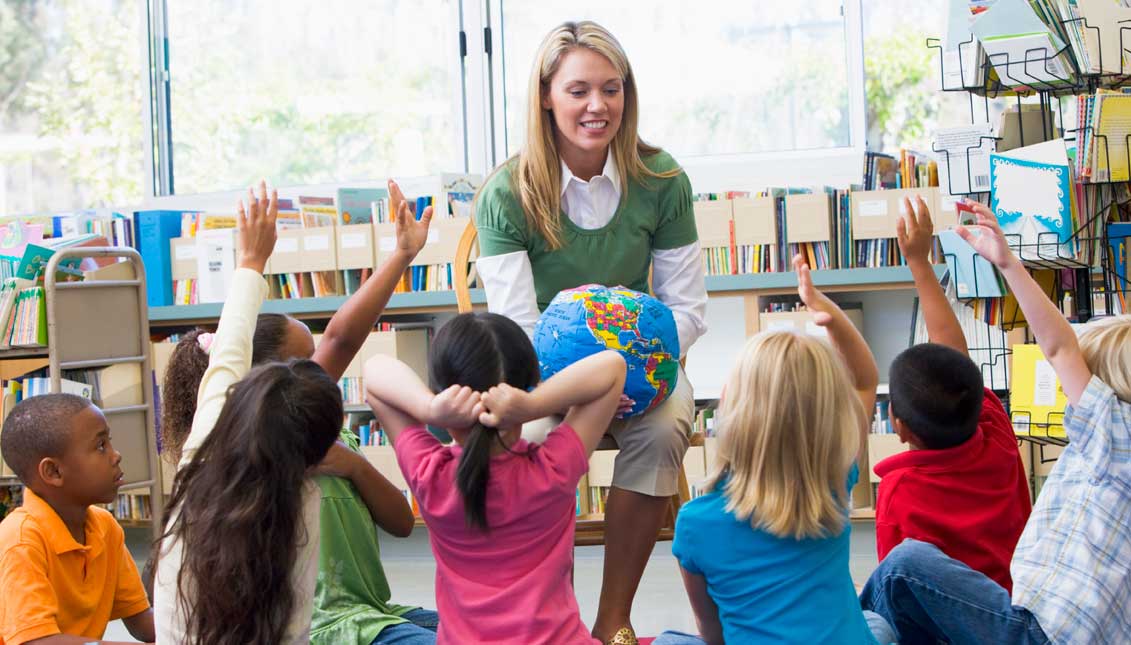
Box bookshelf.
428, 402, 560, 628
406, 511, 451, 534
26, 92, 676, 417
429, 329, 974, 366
0, 248, 164, 537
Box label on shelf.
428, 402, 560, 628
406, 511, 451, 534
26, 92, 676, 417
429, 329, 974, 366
341, 233, 367, 249
275, 238, 299, 254
303, 235, 330, 251
175, 244, 198, 260
858, 200, 888, 218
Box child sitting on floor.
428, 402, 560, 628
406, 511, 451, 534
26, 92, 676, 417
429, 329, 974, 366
655, 255, 895, 645
874, 195, 1031, 591
862, 199, 1131, 644
364, 312, 626, 644
0, 394, 154, 645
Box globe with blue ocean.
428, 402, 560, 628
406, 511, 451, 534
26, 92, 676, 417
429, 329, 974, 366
533, 284, 680, 418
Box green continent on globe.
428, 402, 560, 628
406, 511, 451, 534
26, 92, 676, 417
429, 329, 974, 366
570, 288, 676, 411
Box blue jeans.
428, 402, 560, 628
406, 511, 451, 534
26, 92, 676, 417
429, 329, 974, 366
861, 539, 1050, 645
654, 612, 896, 645
371, 608, 439, 645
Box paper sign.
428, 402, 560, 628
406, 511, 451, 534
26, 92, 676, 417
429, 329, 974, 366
275, 238, 299, 254
1033, 359, 1058, 407
303, 235, 330, 251
858, 201, 888, 218
341, 233, 367, 249
175, 244, 198, 260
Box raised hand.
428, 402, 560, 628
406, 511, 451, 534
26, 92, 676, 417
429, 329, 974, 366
896, 195, 935, 264
793, 254, 835, 327
954, 199, 1019, 270
428, 385, 483, 431
389, 179, 434, 258
236, 180, 278, 273
478, 383, 530, 429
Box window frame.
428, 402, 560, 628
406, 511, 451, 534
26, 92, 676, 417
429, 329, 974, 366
139, 0, 865, 207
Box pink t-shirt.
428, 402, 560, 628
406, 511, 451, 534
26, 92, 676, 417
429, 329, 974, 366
394, 424, 600, 645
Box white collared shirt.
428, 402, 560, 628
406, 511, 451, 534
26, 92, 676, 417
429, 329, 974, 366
475, 154, 708, 356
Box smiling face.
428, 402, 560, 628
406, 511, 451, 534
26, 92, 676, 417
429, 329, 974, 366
541, 47, 625, 175
59, 405, 123, 505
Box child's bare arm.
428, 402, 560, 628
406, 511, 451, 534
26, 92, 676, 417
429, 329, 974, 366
26, 636, 153, 645
479, 351, 626, 454
956, 201, 1091, 404
899, 196, 968, 355
794, 255, 879, 411
363, 354, 483, 443
312, 442, 415, 537
679, 566, 725, 645
315, 180, 432, 381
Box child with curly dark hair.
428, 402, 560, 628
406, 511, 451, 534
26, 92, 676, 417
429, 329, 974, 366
157, 181, 438, 642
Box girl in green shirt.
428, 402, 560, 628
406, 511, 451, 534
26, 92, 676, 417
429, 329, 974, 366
160, 180, 439, 645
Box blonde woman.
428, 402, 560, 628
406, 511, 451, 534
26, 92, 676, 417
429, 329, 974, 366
473, 20, 706, 645
656, 256, 895, 645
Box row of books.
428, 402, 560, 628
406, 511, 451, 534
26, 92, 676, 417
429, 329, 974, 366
693, 185, 965, 275
862, 150, 938, 191
103, 492, 153, 523
939, 0, 1131, 91
167, 214, 473, 304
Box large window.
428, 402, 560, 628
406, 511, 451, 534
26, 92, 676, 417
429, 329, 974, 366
164, 0, 465, 194
495, 1, 854, 160
0, 0, 145, 214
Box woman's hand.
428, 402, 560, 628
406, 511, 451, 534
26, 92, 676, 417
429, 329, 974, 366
428, 385, 484, 431
389, 179, 434, 259
236, 180, 278, 273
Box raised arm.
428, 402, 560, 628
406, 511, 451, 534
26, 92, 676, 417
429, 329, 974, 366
478, 351, 626, 454
794, 254, 879, 454
314, 180, 432, 381
179, 182, 277, 467
956, 201, 1092, 404
363, 355, 483, 445
899, 196, 968, 355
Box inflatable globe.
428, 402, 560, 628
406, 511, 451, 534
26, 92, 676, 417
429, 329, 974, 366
533, 284, 680, 418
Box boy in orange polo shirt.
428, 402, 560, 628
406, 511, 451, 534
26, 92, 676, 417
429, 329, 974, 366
0, 393, 154, 645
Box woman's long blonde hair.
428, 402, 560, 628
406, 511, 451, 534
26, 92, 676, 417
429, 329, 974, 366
708, 331, 865, 540
503, 20, 678, 250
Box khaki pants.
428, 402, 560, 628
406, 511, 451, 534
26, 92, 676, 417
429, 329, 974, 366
522, 367, 694, 497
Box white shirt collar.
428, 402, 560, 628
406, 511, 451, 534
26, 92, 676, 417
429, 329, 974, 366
559, 153, 621, 199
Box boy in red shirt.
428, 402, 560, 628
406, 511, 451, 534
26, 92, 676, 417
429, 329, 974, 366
874, 196, 1031, 592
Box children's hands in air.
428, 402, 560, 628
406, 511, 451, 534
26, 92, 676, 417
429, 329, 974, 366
236, 180, 278, 273
478, 383, 531, 429
793, 254, 836, 327
954, 200, 1020, 271
896, 195, 935, 264
429, 385, 484, 431
389, 179, 434, 258
311, 441, 361, 479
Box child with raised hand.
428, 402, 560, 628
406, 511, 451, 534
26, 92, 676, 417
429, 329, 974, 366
153, 183, 344, 645
0, 395, 155, 645
156, 181, 441, 644
655, 255, 894, 645
862, 199, 1131, 644
872, 195, 1030, 591
363, 313, 626, 645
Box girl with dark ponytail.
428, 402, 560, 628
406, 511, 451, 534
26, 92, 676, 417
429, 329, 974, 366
364, 312, 627, 644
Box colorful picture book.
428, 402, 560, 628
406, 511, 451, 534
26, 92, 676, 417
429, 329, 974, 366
938, 229, 1006, 298
990, 140, 1078, 262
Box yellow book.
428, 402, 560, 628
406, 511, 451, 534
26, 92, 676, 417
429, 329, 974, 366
1009, 344, 1068, 438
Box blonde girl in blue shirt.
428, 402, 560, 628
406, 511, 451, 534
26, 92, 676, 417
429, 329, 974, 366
657, 256, 895, 645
